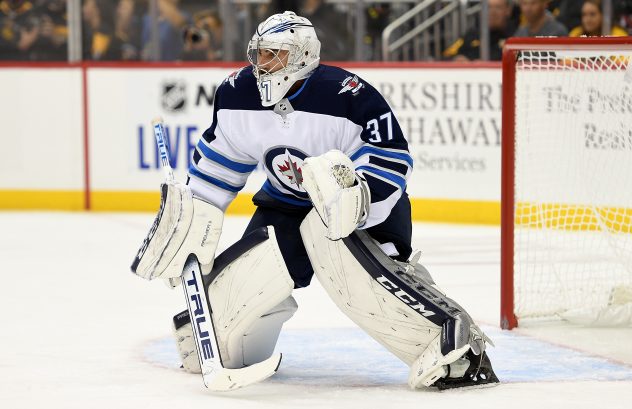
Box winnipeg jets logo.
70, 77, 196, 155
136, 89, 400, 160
264, 147, 309, 198
338, 75, 363, 95
277, 153, 303, 188
224, 68, 244, 88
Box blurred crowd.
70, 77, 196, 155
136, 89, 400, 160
444, 0, 632, 61
0, 0, 68, 60
1, 0, 631, 62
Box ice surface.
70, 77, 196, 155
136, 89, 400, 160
1, 212, 631, 408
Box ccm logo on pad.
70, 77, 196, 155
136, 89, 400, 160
376, 275, 436, 318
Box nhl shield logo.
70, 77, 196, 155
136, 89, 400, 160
338, 75, 364, 95
162, 81, 187, 112
264, 147, 309, 198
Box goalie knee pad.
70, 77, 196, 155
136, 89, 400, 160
173, 226, 296, 372
300, 210, 497, 389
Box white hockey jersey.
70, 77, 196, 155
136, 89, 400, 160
187, 64, 412, 230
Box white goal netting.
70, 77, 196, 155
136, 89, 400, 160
513, 49, 632, 325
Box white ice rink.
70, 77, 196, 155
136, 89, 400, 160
1, 211, 631, 409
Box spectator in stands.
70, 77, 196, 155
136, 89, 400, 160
514, 0, 568, 37
29, 0, 67, 60
83, 0, 124, 60
549, 0, 583, 32
569, 0, 628, 37
141, 0, 191, 61
301, 0, 353, 61
616, 0, 632, 34
264, 0, 301, 17
114, 0, 142, 60
0, 0, 40, 60
443, 0, 515, 61
365, 3, 391, 61
182, 8, 223, 61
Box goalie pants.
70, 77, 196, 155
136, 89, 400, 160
244, 188, 413, 288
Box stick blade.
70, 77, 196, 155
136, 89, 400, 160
204, 353, 283, 392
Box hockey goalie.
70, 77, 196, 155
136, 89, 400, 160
131, 11, 499, 391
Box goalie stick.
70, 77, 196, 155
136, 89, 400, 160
151, 117, 282, 391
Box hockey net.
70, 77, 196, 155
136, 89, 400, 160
501, 38, 632, 329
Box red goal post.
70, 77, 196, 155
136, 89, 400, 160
501, 37, 632, 330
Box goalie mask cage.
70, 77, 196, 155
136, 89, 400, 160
501, 37, 632, 330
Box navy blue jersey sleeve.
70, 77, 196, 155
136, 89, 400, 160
345, 77, 413, 229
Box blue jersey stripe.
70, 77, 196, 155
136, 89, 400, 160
262, 181, 312, 207
189, 166, 244, 193
356, 165, 406, 191
197, 142, 257, 173
369, 155, 410, 175
350, 146, 413, 168
288, 76, 311, 101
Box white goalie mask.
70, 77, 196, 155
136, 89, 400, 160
247, 11, 321, 107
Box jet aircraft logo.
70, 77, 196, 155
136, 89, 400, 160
339, 75, 364, 95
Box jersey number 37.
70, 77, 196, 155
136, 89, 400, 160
366, 112, 393, 143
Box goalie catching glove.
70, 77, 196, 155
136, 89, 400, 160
131, 182, 223, 282
301, 150, 370, 240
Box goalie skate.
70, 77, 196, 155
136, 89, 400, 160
433, 350, 499, 390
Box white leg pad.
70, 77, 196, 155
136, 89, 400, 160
207, 227, 296, 369
174, 296, 297, 374
300, 210, 491, 389
300, 210, 441, 365
237, 296, 298, 367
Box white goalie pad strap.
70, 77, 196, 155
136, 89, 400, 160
131, 182, 223, 280
205, 226, 296, 369
302, 150, 370, 240
407, 334, 470, 388
406, 321, 493, 388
